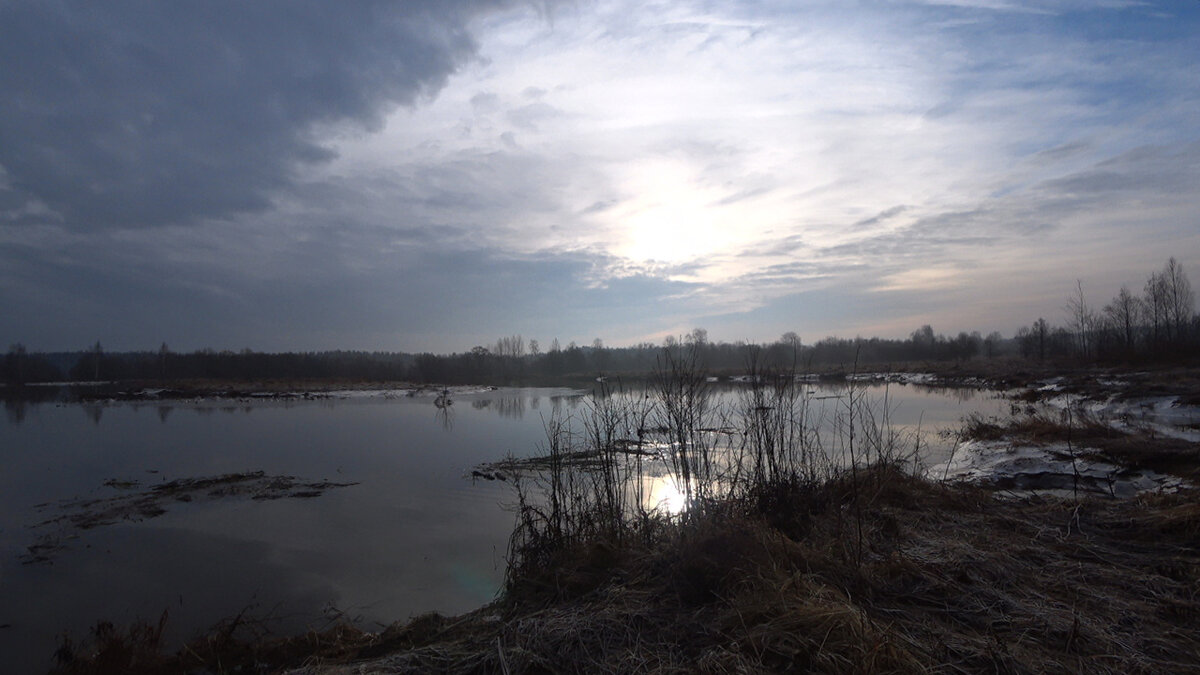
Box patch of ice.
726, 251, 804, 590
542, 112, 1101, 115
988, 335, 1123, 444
1045, 394, 1200, 443
929, 440, 1184, 498
1105, 396, 1200, 442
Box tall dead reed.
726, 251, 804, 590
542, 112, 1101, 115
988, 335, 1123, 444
504, 342, 921, 597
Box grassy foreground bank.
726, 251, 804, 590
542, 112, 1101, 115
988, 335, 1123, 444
53, 466, 1200, 674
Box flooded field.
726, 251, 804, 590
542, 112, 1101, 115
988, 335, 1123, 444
0, 382, 1008, 673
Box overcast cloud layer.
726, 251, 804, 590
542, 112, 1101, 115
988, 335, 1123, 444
2, 0, 1198, 352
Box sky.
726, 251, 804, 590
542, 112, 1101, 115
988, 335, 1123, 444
1, 0, 1198, 354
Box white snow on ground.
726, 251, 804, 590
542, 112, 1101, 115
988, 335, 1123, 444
1092, 396, 1200, 443
1041, 393, 1200, 443
1035, 377, 1065, 393
928, 440, 1185, 498
801, 372, 989, 387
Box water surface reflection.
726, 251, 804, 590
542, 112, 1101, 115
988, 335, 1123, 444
0, 383, 1004, 673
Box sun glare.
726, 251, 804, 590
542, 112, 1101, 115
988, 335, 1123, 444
610, 159, 731, 264
645, 476, 689, 515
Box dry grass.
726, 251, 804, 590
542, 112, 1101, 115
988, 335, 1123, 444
275, 466, 1200, 674
49, 466, 1200, 674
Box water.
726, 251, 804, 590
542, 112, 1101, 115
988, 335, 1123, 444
0, 383, 1005, 673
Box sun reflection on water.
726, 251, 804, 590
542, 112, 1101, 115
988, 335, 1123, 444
645, 476, 688, 515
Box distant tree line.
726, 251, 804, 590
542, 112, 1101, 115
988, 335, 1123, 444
1, 345, 415, 386
406, 327, 1010, 385
3, 259, 1194, 387
1016, 258, 1197, 363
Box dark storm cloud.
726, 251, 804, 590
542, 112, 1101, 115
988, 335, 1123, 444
0, 0, 522, 230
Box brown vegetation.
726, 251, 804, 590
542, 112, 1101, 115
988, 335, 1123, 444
48, 355, 1200, 674
56, 465, 1199, 674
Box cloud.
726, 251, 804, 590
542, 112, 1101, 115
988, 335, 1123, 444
1041, 143, 1200, 195
505, 101, 567, 131
470, 92, 503, 114
0, 1, 528, 231
853, 205, 909, 230
1, 0, 1197, 352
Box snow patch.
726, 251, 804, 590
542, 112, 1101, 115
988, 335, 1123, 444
929, 440, 1184, 498
1043, 394, 1200, 443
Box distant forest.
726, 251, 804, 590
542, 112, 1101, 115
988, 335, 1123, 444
3, 258, 1195, 386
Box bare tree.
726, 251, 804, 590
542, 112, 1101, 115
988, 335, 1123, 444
158, 342, 170, 382
494, 335, 525, 358
1144, 270, 1169, 349
1065, 280, 1096, 360
1032, 318, 1049, 361
592, 338, 608, 371
6, 343, 27, 384
1163, 257, 1195, 344
984, 331, 1004, 358
1104, 285, 1141, 356
91, 340, 103, 380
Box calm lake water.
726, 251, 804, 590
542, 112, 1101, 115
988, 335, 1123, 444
0, 382, 1006, 673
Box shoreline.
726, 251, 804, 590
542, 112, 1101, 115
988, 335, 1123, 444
43, 366, 1200, 673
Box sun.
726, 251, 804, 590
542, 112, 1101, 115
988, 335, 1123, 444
645, 476, 689, 515
610, 158, 731, 265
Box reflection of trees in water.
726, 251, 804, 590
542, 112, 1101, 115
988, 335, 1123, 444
547, 394, 585, 416
84, 405, 103, 426
471, 396, 527, 419
436, 405, 454, 431
915, 385, 979, 403
5, 398, 27, 425
495, 396, 526, 419
531, 396, 540, 411
157, 406, 172, 423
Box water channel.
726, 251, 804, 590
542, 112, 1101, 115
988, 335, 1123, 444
0, 382, 1008, 673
